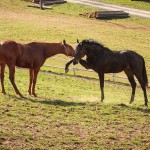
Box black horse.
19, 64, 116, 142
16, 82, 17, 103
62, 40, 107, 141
65, 39, 148, 106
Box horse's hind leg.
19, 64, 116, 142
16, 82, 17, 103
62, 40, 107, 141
28, 69, 34, 95
1, 63, 6, 94
98, 73, 104, 102
124, 69, 136, 104
134, 72, 148, 106
8, 64, 23, 97
32, 68, 40, 97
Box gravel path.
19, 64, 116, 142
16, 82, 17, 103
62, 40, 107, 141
67, 0, 150, 19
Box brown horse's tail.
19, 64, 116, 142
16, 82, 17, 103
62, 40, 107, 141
142, 57, 148, 87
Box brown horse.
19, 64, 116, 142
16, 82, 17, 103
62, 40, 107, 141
0, 40, 75, 97
65, 39, 148, 106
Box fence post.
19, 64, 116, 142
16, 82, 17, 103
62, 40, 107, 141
112, 73, 115, 82
40, 0, 44, 10
73, 68, 76, 75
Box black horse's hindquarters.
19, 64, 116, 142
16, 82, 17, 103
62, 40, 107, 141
65, 39, 148, 106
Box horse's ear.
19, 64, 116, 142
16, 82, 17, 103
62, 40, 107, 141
63, 39, 66, 45
77, 39, 79, 43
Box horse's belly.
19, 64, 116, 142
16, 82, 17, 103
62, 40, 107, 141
16, 62, 33, 68
105, 69, 123, 73
104, 64, 127, 73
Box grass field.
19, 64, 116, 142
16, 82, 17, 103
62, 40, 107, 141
0, 69, 150, 149
0, 0, 150, 149
101, 0, 150, 11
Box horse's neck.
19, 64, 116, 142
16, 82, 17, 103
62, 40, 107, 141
86, 46, 110, 62
103, 46, 112, 53
45, 43, 66, 58
87, 46, 103, 58
86, 52, 97, 65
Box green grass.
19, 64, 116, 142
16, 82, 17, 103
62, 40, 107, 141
0, 1, 150, 149
101, 0, 150, 11
0, 69, 150, 149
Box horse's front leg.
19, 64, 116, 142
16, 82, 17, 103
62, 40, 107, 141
65, 59, 74, 73
1, 63, 6, 94
79, 59, 91, 69
8, 64, 23, 97
98, 73, 104, 102
32, 68, 40, 97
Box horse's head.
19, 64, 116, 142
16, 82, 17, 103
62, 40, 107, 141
62, 40, 75, 57
73, 39, 86, 65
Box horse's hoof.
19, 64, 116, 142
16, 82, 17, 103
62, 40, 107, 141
28, 91, 32, 95
17, 93, 24, 98
28, 92, 32, 95
33, 94, 37, 97
101, 96, 104, 103
2, 91, 6, 95
129, 99, 134, 104
129, 95, 134, 104
19, 95, 24, 98
65, 68, 69, 73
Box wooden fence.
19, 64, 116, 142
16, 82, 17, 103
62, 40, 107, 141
43, 56, 128, 82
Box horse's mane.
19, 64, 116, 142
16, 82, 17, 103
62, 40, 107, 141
82, 39, 103, 46
81, 39, 112, 53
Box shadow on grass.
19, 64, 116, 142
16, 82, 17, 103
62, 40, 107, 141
28, 97, 150, 113
116, 103, 150, 114
8, 94, 149, 112
30, 99, 86, 107
7, 94, 28, 101
7, 94, 85, 107
97, 17, 130, 21
135, 107, 150, 113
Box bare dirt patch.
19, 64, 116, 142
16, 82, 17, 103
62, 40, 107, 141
0, 9, 149, 33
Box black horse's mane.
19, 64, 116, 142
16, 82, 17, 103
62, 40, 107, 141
81, 39, 112, 53
82, 39, 103, 46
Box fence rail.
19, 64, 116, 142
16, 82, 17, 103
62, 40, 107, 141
43, 56, 150, 85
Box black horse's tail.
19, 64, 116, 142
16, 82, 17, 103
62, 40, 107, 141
142, 57, 148, 87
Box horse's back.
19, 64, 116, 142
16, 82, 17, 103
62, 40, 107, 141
15, 42, 46, 68
101, 50, 143, 73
